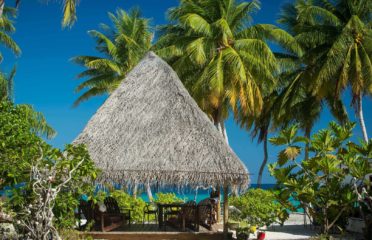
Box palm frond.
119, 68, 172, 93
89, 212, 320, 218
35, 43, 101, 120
0, 28, 20, 56
73, 86, 109, 107
73, 7, 152, 106
62, 0, 78, 28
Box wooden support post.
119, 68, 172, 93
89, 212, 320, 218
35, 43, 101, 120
133, 180, 138, 199
223, 183, 229, 236
216, 184, 221, 223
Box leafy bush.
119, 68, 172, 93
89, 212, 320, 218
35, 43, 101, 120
107, 191, 184, 223
229, 189, 285, 227
110, 190, 146, 223
154, 193, 184, 204
0, 102, 99, 237
269, 122, 372, 235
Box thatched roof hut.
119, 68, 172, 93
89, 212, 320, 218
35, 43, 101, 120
74, 52, 249, 189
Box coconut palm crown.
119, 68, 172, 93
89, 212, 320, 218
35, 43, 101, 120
0, 6, 20, 61
155, 0, 302, 133
279, 0, 372, 141
0, 0, 78, 28
72, 8, 152, 106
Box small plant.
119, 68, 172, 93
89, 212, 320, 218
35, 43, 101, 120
229, 189, 286, 228
236, 227, 250, 240
269, 122, 372, 235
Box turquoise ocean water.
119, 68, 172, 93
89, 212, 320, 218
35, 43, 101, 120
137, 184, 302, 212
138, 184, 276, 203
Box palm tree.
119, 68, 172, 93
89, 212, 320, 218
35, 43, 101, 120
277, 82, 348, 159
237, 92, 279, 187
72, 8, 152, 106
0, 67, 56, 138
0, 6, 20, 61
274, 44, 348, 158
279, 0, 372, 142
0, 0, 77, 28
244, 41, 348, 187
155, 0, 301, 140
0, 65, 15, 101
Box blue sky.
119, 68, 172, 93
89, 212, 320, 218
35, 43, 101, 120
2, 0, 371, 184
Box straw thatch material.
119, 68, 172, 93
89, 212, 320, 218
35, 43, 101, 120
74, 52, 249, 188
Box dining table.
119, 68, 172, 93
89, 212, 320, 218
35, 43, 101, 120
156, 202, 184, 230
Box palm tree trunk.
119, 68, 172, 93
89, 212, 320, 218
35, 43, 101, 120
214, 119, 229, 144
257, 132, 268, 188
304, 126, 311, 160
215, 184, 221, 223
220, 121, 229, 145
133, 182, 138, 199
214, 121, 222, 133
303, 126, 311, 227
213, 118, 226, 222
146, 181, 153, 202
212, 109, 231, 220
357, 97, 369, 142
0, 0, 5, 17
212, 106, 229, 143
0, 0, 21, 18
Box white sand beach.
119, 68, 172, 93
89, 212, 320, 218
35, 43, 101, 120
264, 213, 316, 240
221, 213, 361, 240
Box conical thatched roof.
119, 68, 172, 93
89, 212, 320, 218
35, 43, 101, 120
74, 52, 249, 188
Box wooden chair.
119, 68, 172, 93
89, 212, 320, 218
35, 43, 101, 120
166, 201, 198, 232
95, 197, 131, 232
78, 200, 95, 230
164, 205, 182, 230
143, 202, 158, 225
197, 198, 217, 230
181, 201, 198, 231
79, 198, 131, 232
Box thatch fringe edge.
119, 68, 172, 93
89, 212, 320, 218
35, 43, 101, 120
96, 170, 250, 189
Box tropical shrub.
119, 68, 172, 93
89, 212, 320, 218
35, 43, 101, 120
110, 190, 146, 223
109, 191, 185, 223
229, 189, 286, 227
154, 193, 184, 204
0, 101, 55, 190
0, 101, 98, 238
9, 144, 98, 239
50, 145, 99, 229
269, 122, 372, 235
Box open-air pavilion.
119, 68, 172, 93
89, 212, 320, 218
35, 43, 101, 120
74, 52, 250, 239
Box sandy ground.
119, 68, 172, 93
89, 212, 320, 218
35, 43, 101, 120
263, 213, 316, 240
216, 213, 316, 239
221, 213, 360, 240
265, 214, 317, 240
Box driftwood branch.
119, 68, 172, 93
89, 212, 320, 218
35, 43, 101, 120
15, 146, 88, 239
